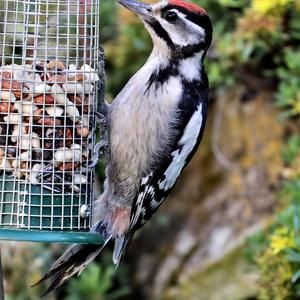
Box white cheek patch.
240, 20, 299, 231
159, 103, 203, 191
184, 18, 205, 40
159, 17, 191, 47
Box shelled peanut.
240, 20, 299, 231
0, 60, 100, 194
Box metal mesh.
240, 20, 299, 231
0, 0, 101, 231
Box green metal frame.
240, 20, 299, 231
0, 175, 92, 229
0, 176, 104, 244
0, 229, 104, 244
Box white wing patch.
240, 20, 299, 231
141, 174, 151, 185
131, 192, 145, 226
131, 172, 154, 225
159, 103, 203, 191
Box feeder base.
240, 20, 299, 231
0, 229, 104, 244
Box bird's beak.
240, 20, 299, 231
118, 0, 153, 22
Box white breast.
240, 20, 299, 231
109, 56, 182, 199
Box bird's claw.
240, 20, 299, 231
36, 164, 54, 179
89, 140, 109, 168
95, 111, 108, 137
91, 98, 109, 167
95, 112, 107, 124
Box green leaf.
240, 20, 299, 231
292, 270, 300, 284
281, 135, 300, 165
286, 249, 300, 262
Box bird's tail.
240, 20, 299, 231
112, 231, 134, 267
33, 224, 112, 296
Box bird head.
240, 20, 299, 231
118, 0, 212, 59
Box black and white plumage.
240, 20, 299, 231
36, 0, 212, 294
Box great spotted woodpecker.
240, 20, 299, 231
36, 0, 212, 293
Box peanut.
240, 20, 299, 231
1, 79, 23, 98
34, 94, 55, 105
0, 72, 13, 79
47, 60, 66, 70
37, 118, 62, 126
58, 162, 80, 171
0, 102, 14, 113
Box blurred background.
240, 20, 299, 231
2, 0, 300, 299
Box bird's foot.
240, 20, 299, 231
95, 112, 107, 125
89, 140, 109, 168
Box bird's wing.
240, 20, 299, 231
131, 101, 207, 230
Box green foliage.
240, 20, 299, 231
66, 264, 114, 300
247, 177, 300, 299
4, 246, 131, 300
257, 249, 293, 300
246, 134, 300, 298
4, 244, 55, 300
281, 179, 300, 204
100, 1, 118, 44
244, 230, 268, 263
276, 50, 300, 118
106, 23, 151, 97
282, 135, 300, 165
65, 263, 130, 300
217, 0, 249, 8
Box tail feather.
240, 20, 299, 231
112, 233, 134, 267
33, 220, 133, 295
113, 236, 125, 266
33, 231, 112, 296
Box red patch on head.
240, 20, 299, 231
168, 0, 206, 14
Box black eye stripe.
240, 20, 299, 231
145, 20, 174, 48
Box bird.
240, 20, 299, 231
35, 0, 213, 294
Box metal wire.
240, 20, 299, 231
0, 0, 101, 231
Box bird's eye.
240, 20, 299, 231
164, 11, 179, 22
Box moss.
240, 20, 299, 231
161, 247, 258, 300
257, 249, 293, 300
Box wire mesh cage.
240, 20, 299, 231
0, 0, 104, 244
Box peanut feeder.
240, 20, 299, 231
0, 0, 104, 244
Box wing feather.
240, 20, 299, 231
131, 99, 207, 230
